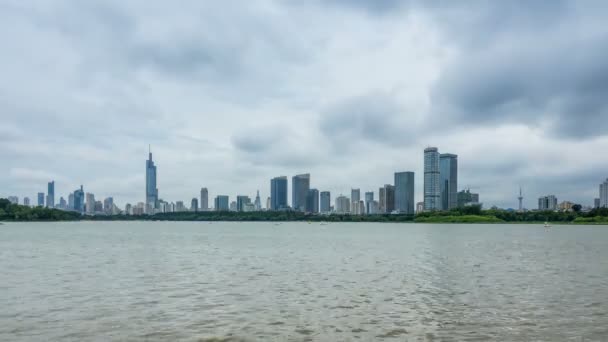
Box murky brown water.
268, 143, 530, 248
1, 221, 607, 341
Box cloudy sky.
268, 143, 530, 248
2, 0, 608, 209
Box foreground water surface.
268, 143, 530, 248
1, 222, 607, 341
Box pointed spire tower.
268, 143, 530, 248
518, 186, 524, 212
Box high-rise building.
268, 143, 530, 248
230, 201, 237, 211
424, 147, 440, 211
416, 202, 424, 213
395, 171, 415, 214
214, 195, 229, 211
368, 200, 380, 215
46, 181, 55, 208
191, 198, 199, 212
236, 195, 251, 212
271, 176, 288, 210
94, 200, 103, 213
254, 190, 262, 211
365, 191, 374, 214
381, 184, 395, 213
8, 196, 18, 204
23, 197, 30, 206
292, 174, 310, 212
457, 189, 480, 207
538, 195, 558, 211
59, 197, 66, 209
335, 195, 351, 214
595, 198, 601, 209
73, 186, 84, 213
125, 203, 132, 215
145, 148, 159, 214
103, 197, 114, 214
356, 200, 365, 215
68, 193, 75, 210
320, 191, 331, 213
600, 179, 608, 208
266, 197, 271, 210
379, 187, 386, 213
85, 193, 95, 214
37, 192, 45, 207
439, 154, 458, 210
351, 189, 360, 214
306, 189, 319, 213
175, 201, 186, 212
200, 188, 209, 211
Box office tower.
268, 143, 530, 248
416, 202, 424, 213
125, 203, 132, 215
271, 176, 288, 210
439, 153, 458, 210
46, 181, 55, 208
595, 198, 601, 209
68, 193, 74, 210
175, 201, 185, 212
266, 197, 271, 210
145, 148, 159, 214
230, 201, 237, 211
73, 186, 84, 213
85, 193, 95, 214
23, 197, 30, 206
538, 195, 558, 211
365, 191, 374, 214
424, 147, 440, 211
306, 189, 319, 213
351, 189, 360, 213
320, 191, 331, 213
59, 197, 66, 209
236, 195, 251, 212
368, 200, 379, 214
214, 195, 229, 211
395, 171, 415, 214
37, 192, 44, 207
335, 195, 351, 214
243, 202, 256, 212
457, 189, 480, 207
381, 184, 395, 213
191, 198, 199, 212
292, 174, 310, 212
8, 196, 18, 204
357, 200, 365, 215
94, 201, 103, 213
200, 188, 209, 211
600, 179, 608, 208
254, 190, 262, 211
103, 197, 114, 214
379, 187, 386, 213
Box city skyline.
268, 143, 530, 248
2, 2, 607, 208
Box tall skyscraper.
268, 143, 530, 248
73, 186, 84, 213
457, 189, 480, 207
383, 184, 395, 213
600, 179, 608, 208
236, 195, 251, 212
395, 171, 415, 214
200, 188, 209, 211
191, 198, 199, 212
59, 197, 67, 209
320, 191, 331, 213
292, 174, 310, 212
365, 191, 374, 214
254, 190, 262, 211
23, 197, 30, 206
266, 197, 271, 210
46, 181, 55, 208
103, 197, 114, 214
306, 189, 319, 213
271, 176, 288, 210
335, 195, 351, 214
538, 195, 558, 211
439, 153, 458, 210
37, 192, 45, 207
595, 198, 601, 209
351, 189, 360, 213
145, 148, 159, 214
214, 195, 229, 211
85, 193, 95, 214
424, 147, 440, 211
68, 193, 75, 210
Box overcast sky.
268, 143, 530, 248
2, 0, 608, 209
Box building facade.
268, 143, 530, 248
538, 195, 558, 211
439, 154, 458, 210
306, 188, 319, 213
424, 147, 440, 211
457, 189, 480, 207
200, 188, 209, 211
320, 191, 331, 213
365, 191, 374, 214
271, 176, 288, 210
145, 149, 159, 214
47, 181, 55, 208
395, 171, 415, 214
85, 193, 95, 214
600, 179, 608, 208
37, 192, 45, 207
236, 195, 251, 212
335, 195, 351, 214
214, 195, 229, 211
191, 198, 199, 212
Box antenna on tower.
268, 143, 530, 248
518, 186, 524, 212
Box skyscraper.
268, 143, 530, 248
292, 174, 310, 212
335, 195, 351, 214
600, 179, 608, 208
59, 197, 66, 209
103, 197, 114, 214
365, 191, 374, 214
271, 176, 288, 210
306, 188, 319, 213
73, 186, 84, 213
191, 198, 199, 212
538, 195, 558, 211
439, 153, 458, 210
320, 191, 331, 213
46, 181, 55, 208
68, 193, 75, 210
8, 196, 18, 204
424, 147, 440, 211
254, 190, 262, 211
236, 195, 251, 212
214, 195, 229, 211
351, 189, 360, 213
200, 188, 209, 211
383, 184, 395, 213
395, 171, 415, 214
85, 193, 95, 214
37, 192, 44, 207
145, 148, 159, 214
23, 197, 30, 206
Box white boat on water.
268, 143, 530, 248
544, 221, 552, 228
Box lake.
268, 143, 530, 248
1, 222, 607, 341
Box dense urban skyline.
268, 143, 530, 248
2, 2, 608, 208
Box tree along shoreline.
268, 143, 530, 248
2, 199, 608, 224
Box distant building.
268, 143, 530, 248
365, 191, 374, 214
23, 197, 30, 206
236, 195, 251, 212
230, 201, 237, 212
558, 201, 575, 211
145, 148, 159, 214
380, 184, 395, 213
73, 186, 84, 213
214, 195, 229, 211
600, 179, 608, 208
335, 195, 351, 214
46, 181, 55, 208
424, 147, 440, 211
351, 189, 360, 214
103, 197, 114, 214
59, 197, 67, 209
254, 190, 262, 211
395, 171, 415, 214
271, 176, 288, 210
439, 154, 458, 210
292, 174, 310, 212
8, 196, 18, 204
457, 189, 480, 207
416, 202, 424, 213
191, 198, 199, 212
125, 203, 132, 215
37, 192, 45, 207
538, 195, 558, 211
85, 193, 95, 214
94, 200, 103, 213
306, 188, 319, 213
320, 191, 331, 213
266, 197, 271, 210
200, 188, 209, 211
595, 198, 601, 209
379, 187, 386, 213
68, 193, 74, 210
176, 201, 186, 212
243, 203, 256, 212
368, 200, 380, 215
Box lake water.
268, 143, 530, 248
1, 222, 607, 341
